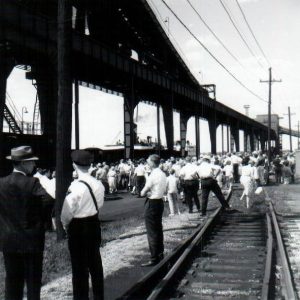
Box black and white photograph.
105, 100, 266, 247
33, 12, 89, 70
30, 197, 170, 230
0, 0, 300, 299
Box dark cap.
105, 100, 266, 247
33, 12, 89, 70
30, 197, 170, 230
71, 150, 93, 166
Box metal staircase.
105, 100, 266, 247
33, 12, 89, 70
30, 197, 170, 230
32, 91, 41, 134
3, 104, 22, 134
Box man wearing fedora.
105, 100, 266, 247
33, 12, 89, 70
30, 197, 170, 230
61, 150, 105, 300
0, 146, 54, 300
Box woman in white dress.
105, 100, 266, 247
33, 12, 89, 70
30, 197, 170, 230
240, 158, 256, 208
108, 166, 117, 194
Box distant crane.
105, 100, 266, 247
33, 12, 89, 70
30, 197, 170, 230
111, 131, 121, 145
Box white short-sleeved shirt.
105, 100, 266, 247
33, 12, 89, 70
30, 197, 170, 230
141, 168, 167, 199
179, 163, 198, 180
134, 164, 146, 176
167, 175, 178, 194
61, 173, 105, 228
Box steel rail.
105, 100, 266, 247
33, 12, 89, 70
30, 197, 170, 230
261, 212, 274, 300
147, 201, 223, 300
269, 202, 298, 300
117, 187, 232, 300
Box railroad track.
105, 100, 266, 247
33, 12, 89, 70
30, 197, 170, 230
272, 205, 300, 299
118, 187, 298, 300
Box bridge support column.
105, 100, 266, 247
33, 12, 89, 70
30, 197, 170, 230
195, 116, 200, 159
249, 129, 255, 152
208, 119, 217, 154
0, 54, 14, 175
156, 104, 161, 156
56, 0, 73, 240
231, 126, 240, 152
162, 102, 174, 155
244, 131, 248, 152
180, 112, 190, 157
227, 125, 230, 152
260, 135, 266, 151
124, 93, 137, 160
34, 65, 58, 167
221, 124, 224, 155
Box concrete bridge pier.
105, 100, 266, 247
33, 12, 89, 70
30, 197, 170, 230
0, 54, 14, 175
180, 112, 190, 157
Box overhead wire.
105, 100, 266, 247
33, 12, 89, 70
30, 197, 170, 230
235, 0, 271, 67
218, 0, 265, 69
186, 0, 262, 82
186, 0, 244, 69
160, 0, 268, 104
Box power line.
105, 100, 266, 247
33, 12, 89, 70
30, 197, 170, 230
219, 0, 264, 69
186, 0, 247, 71
160, 0, 268, 104
235, 0, 271, 67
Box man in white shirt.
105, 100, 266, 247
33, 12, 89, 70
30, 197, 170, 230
166, 169, 180, 216
231, 153, 242, 183
179, 156, 200, 213
61, 150, 105, 300
197, 156, 230, 216
134, 159, 146, 197
141, 154, 167, 267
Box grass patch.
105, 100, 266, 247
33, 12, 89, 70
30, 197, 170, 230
0, 214, 146, 298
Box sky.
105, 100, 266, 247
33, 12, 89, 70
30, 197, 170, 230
5, 0, 300, 152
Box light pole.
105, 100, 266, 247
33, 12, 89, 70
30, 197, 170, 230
21, 106, 28, 133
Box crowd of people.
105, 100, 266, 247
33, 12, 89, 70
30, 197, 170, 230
0, 145, 297, 300
79, 150, 296, 212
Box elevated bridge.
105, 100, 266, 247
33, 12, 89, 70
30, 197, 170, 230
0, 1, 275, 162
0, 0, 281, 232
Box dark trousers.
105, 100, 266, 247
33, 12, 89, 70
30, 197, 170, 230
233, 164, 239, 183
3, 251, 43, 300
68, 215, 104, 300
183, 180, 200, 213
136, 176, 145, 196
275, 169, 282, 184
201, 178, 229, 215
144, 199, 164, 262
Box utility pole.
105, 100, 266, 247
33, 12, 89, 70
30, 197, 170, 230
284, 107, 295, 152
260, 67, 281, 162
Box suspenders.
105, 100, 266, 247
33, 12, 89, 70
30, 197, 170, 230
78, 180, 99, 212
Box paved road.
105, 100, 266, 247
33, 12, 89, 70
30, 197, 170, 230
100, 191, 145, 221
